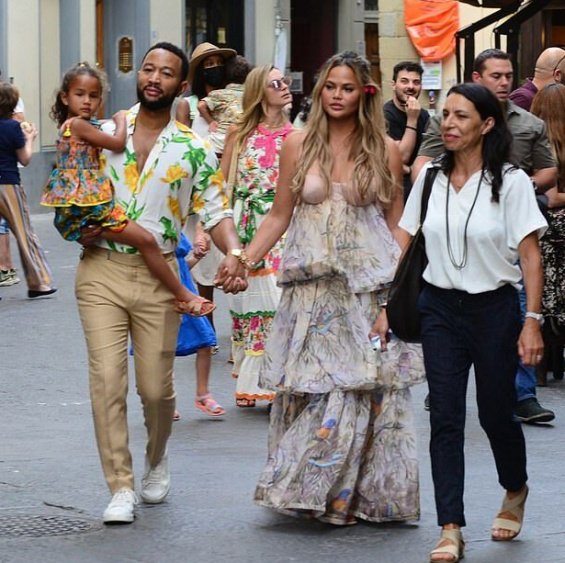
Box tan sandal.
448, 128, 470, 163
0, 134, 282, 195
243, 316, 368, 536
430, 528, 465, 562
491, 484, 528, 541
175, 297, 216, 317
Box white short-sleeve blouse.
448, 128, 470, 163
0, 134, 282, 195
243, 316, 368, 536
399, 163, 547, 294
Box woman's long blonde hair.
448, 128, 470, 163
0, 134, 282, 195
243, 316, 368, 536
531, 83, 565, 188
234, 64, 276, 148
292, 51, 394, 206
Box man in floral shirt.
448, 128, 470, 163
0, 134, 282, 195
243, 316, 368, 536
75, 42, 246, 524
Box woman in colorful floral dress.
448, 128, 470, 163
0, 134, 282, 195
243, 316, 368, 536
531, 84, 565, 334
237, 51, 425, 524
221, 65, 293, 407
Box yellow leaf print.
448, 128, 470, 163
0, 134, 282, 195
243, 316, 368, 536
168, 194, 181, 220
209, 169, 225, 189
124, 163, 139, 193
221, 192, 231, 210
139, 168, 154, 189
99, 153, 107, 171
161, 164, 189, 184
192, 193, 205, 213
176, 122, 193, 136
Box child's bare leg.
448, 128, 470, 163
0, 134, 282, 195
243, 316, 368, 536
195, 346, 212, 396
102, 222, 211, 312
194, 347, 224, 416
102, 222, 194, 299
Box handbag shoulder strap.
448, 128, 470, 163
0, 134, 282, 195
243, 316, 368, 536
419, 157, 442, 224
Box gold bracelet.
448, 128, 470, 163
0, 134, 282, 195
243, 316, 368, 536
228, 248, 257, 270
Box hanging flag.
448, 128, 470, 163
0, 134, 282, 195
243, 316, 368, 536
404, 0, 460, 61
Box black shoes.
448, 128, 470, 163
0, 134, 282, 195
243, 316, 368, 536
514, 398, 555, 424
28, 288, 57, 299
424, 393, 430, 411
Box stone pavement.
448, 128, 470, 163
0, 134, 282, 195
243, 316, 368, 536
1, 214, 565, 563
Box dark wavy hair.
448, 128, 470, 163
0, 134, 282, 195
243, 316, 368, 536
392, 61, 424, 81
441, 83, 512, 202
50, 62, 108, 126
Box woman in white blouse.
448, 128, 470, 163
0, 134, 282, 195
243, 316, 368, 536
374, 83, 547, 562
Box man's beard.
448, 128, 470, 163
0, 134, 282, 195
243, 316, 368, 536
394, 90, 416, 107
136, 86, 177, 110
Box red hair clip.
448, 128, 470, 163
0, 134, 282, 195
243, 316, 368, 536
364, 84, 377, 96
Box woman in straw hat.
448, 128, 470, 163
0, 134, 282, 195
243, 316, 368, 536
175, 42, 237, 419
176, 42, 236, 135
179, 42, 237, 346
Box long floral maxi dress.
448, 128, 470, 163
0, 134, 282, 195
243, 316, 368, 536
254, 180, 426, 524
541, 206, 565, 330
228, 123, 293, 404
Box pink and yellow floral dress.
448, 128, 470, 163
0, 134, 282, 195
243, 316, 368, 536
41, 118, 128, 241
228, 122, 292, 404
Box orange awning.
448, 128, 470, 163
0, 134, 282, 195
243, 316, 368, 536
405, 0, 460, 61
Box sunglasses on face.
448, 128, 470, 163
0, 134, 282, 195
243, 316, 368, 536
268, 76, 293, 90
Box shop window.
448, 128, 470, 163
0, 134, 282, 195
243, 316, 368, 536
185, 0, 244, 55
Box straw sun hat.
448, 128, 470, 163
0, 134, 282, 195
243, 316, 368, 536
188, 42, 237, 83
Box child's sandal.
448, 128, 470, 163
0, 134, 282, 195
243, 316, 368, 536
491, 484, 528, 541
195, 393, 225, 417
175, 297, 216, 317
429, 528, 464, 563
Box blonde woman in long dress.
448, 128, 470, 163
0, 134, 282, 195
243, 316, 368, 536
227, 52, 425, 524
221, 65, 293, 407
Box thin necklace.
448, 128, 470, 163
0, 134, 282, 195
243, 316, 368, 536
445, 171, 483, 270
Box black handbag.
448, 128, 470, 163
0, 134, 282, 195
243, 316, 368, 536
386, 164, 439, 342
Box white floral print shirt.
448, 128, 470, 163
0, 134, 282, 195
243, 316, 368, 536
98, 105, 232, 253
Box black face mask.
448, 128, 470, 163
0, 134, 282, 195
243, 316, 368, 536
203, 66, 225, 87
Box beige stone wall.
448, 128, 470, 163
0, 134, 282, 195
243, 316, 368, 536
5, 0, 101, 150
377, 2, 504, 109
149, 0, 183, 45
254, 0, 279, 67
39, 0, 61, 149
378, 0, 421, 102
79, 0, 96, 64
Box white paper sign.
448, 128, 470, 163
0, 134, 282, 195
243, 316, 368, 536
421, 60, 442, 90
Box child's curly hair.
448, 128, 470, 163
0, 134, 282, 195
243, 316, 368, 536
50, 62, 108, 126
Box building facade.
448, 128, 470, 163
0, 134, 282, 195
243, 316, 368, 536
0, 0, 556, 210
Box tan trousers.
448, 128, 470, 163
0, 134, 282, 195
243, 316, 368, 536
75, 246, 180, 493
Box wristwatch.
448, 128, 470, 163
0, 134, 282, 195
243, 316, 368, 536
525, 311, 544, 324
229, 248, 255, 270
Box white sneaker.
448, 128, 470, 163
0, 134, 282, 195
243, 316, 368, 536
141, 450, 170, 504
103, 488, 138, 524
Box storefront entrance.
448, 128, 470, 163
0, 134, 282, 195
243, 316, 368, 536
185, 0, 244, 56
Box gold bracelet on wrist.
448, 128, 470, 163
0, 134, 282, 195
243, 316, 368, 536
229, 248, 256, 270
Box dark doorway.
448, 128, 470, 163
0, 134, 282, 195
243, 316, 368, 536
185, 0, 244, 56
290, 0, 338, 118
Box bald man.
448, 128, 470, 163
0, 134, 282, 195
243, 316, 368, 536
510, 46, 565, 110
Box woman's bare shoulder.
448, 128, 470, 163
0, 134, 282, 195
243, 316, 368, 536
284, 128, 306, 149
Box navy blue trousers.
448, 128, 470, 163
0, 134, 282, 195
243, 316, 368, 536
419, 283, 528, 527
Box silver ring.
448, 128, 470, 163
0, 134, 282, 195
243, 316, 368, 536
536, 355, 543, 361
